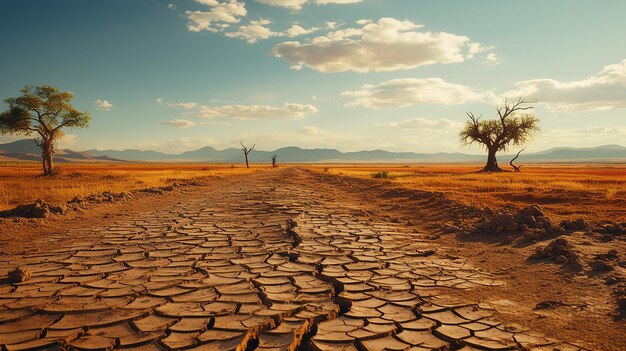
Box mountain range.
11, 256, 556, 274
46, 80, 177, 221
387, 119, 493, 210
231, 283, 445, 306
1, 139, 625, 163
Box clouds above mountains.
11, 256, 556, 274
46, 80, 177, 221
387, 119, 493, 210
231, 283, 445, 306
158, 98, 318, 123
343, 78, 488, 108
272, 18, 496, 72
502, 59, 626, 111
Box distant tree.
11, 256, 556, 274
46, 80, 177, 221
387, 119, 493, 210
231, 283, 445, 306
272, 154, 277, 168
241, 141, 255, 168
0, 85, 90, 176
509, 148, 525, 172
460, 98, 539, 172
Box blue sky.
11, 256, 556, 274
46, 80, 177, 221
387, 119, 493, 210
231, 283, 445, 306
1, 0, 625, 153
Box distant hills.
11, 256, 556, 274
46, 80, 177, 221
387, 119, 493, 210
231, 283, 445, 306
1, 139, 625, 163
0, 139, 122, 163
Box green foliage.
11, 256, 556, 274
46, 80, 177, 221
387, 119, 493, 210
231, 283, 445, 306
372, 171, 390, 179
459, 99, 540, 153
0, 85, 90, 140
1, 85, 91, 175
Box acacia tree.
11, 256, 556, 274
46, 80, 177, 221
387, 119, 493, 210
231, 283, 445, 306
460, 98, 539, 172
0, 85, 90, 175
240, 141, 255, 168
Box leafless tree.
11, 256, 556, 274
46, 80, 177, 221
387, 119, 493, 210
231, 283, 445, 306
241, 141, 255, 168
460, 98, 539, 172
509, 148, 525, 172
272, 154, 278, 168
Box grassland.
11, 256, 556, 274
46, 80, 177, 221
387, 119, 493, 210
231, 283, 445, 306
0, 162, 263, 211
310, 164, 626, 223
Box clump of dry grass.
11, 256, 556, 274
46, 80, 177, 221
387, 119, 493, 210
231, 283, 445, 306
0, 163, 264, 211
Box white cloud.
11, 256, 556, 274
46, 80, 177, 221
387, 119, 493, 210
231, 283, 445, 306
255, 0, 362, 11
196, 103, 318, 119
342, 78, 487, 108
186, 0, 247, 33
161, 119, 197, 128
376, 118, 463, 130
225, 19, 281, 43
285, 24, 320, 37
167, 3, 176, 10
160, 98, 318, 120
502, 59, 626, 111
95, 99, 113, 111
167, 102, 199, 109
272, 18, 495, 73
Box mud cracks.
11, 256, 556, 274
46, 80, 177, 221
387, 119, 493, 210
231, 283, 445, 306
0, 181, 590, 350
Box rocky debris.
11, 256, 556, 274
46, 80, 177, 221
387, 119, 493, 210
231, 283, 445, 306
70, 191, 130, 205
7, 267, 31, 283
476, 204, 566, 241
589, 249, 620, 273
559, 217, 590, 231
595, 221, 626, 236
0, 199, 67, 218
534, 300, 587, 310
530, 238, 583, 270
1, 182, 189, 219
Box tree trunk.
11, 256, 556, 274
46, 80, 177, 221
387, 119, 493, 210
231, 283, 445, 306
244, 154, 249, 168
39, 139, 54, 176
46, 151, 54, 175
482, 147, 502, 172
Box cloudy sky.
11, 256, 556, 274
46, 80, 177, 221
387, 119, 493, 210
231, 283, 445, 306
1, 0, 625, 153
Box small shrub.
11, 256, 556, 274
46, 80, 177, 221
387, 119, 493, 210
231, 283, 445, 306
323, 167, 329, 172
372, 171, 390, 179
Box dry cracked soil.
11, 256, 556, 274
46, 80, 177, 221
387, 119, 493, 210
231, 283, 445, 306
0, 167, 622, 351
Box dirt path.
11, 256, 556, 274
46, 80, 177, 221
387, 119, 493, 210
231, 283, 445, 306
0, 167, 614, 350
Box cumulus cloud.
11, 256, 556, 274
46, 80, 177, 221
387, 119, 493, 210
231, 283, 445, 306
95, 99, 113, 111
196, 103, 318, 119
342, 78, 487, 108
160, 98, 318, 120
161, 119, 197, 128
376, 118, 463, 130
272, 18, 495, 73
225, 19, 281, 43
285, 24, 320, 37
256, 0, 362, 11
502, 59, 626, 111
186, 0, 247, 32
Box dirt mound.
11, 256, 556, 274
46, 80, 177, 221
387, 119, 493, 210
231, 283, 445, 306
0, 199, 67, 218
530, 238, 583, 270
476, 204, 569, 240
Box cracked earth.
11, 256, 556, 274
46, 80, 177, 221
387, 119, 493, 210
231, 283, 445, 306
0, 168, 599, 351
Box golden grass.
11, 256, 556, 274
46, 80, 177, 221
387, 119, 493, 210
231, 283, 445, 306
0, 162, 263, 211
308, 164, 626, 222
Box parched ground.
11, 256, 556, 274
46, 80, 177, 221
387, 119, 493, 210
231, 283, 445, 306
0, 167, 623, 351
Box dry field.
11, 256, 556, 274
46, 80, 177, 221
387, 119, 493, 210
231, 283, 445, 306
0, 164, 624, 350
0, 162, 264, 211
310, 164, 626, 224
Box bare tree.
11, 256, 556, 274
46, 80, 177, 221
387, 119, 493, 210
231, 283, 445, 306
272, 154, 278, 168
0, 85, 90, 176
460, 98, 539, 172
241, 141, 255, 168
509, 148, 525, 172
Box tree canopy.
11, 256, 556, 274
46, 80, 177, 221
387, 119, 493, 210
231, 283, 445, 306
460, 98, 539, 172
0, 85, 90, 175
